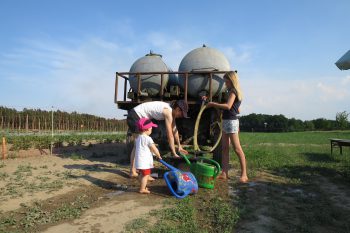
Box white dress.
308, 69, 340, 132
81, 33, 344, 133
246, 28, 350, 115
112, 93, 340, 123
135, 134, 154, 169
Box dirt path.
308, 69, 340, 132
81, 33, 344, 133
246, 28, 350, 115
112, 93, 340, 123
0, 143, 171, 233
43, 191, 165, 233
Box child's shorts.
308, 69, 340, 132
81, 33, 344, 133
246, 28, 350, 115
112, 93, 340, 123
139, 169, 151, 176
222, 119, 239, 134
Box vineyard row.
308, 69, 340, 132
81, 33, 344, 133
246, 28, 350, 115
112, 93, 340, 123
0, 115, 128, 132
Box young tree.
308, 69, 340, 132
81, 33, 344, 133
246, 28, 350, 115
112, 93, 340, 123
336, 111, 349, 129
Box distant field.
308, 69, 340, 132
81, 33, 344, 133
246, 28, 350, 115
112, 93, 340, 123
239, 131, 350, 178
2, 132, 126, 155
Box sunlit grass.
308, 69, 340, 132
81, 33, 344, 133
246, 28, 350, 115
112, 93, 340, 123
124, 131, 350, 233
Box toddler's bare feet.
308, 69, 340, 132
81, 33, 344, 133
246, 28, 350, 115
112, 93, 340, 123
239, 176, 249, 183
139, 189, 150, 194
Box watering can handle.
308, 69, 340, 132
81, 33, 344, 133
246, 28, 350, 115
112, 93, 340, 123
159, 159, 179, 172
163, 172, 188, 199
200, 158, 221, 178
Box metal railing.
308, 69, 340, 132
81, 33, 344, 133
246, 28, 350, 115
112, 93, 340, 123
115, 70, 231, 105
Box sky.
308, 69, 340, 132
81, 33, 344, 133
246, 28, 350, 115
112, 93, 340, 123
0, 0, 349, 121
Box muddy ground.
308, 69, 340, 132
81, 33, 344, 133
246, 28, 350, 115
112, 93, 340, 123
1, 143, 350, 233
0, 143, 174, 232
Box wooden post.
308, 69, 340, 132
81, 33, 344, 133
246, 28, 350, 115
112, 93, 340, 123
18, 114, 21, 131
32, 116, 35, 131
26, 114, 29, 132
2, 137, 7, 160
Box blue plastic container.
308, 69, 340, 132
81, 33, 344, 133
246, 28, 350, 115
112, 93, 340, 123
159, 159, 198, 199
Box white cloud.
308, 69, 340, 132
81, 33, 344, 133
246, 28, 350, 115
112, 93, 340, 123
220, 45, 254, 64
1, 27, 349, 121
241, 73, 350, 120
342, 75, 350, 85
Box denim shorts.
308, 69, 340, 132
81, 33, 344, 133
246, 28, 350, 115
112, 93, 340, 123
222, 119, 239, 134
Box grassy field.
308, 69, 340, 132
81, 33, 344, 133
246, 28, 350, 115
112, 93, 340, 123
1, 131, 350, 232
124, 131, 350, 233
241, 131, 350, 179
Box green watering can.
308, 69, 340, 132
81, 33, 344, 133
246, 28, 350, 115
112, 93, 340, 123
180, 154, 221, 189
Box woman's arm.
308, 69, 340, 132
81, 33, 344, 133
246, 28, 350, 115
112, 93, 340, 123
172, 120, 181, 148
172, 119, 189, 155
207, 92, 236, 110
163, 108, 179, 157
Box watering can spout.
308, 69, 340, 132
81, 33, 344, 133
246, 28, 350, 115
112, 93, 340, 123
179, 153, 192, 165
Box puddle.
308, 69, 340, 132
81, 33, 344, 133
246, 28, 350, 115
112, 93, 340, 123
248, 181, 258, 187
105, 184, 128, 197
105, 190, 125, 198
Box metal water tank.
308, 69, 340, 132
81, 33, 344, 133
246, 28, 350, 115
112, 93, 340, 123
178, 45, 230, 98
129, 52, 169, 96
167, 67, 179, 87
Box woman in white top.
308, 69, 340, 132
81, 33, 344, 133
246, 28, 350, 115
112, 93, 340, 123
127, 100, 189, 177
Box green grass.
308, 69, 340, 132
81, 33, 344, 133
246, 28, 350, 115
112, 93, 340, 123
240, 130, 350, 145
124, 190, 238, 233
6, 133, 126, 151
234, 131, 350, 232
239, 131, 350, 179
124, 131, 350, 233
0, 196, 89, 232
2, 131, 350, 232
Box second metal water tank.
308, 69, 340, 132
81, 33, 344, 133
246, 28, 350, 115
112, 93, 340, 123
178, 45, 230, 98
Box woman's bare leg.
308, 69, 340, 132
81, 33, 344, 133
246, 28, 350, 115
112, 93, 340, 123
230, 133, 248, 183
218, 132, 230, 179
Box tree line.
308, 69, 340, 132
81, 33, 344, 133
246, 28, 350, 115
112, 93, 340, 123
239, 111, 350, 132
1, 106, 348, 133
0, 106, 127, 132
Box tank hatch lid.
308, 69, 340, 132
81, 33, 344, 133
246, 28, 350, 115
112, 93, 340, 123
145, 50, 162, 58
